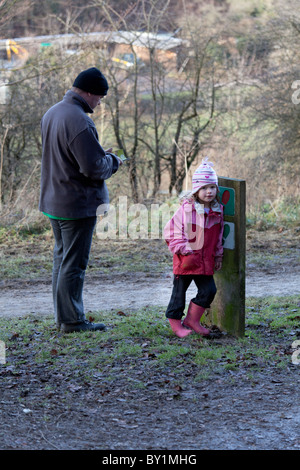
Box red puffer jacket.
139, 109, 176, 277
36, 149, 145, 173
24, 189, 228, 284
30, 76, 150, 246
164, 199, 224, 275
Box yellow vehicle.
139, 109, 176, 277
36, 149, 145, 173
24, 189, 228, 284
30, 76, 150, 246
5, 39, 28, 63
112, 53, 144, 69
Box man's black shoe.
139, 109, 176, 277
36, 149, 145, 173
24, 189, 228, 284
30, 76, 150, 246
60, 320, 106, 333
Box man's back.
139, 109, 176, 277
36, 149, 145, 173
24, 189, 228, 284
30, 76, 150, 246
39, 90, 117, 218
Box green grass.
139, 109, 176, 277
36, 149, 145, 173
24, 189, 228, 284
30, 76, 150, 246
0, 225, 171, 280
246, 196, 300, 230
0, 296, 299, 388
0, 225, 54, 280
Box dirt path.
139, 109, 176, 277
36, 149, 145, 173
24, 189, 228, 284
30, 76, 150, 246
1, 269, 299, 318
1, 227, 299, 318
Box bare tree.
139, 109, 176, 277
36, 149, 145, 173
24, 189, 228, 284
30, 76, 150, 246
0, 40, 104, 212
232, 5, 300, 202
0, 0, 32, 37
91, 0, 225, 200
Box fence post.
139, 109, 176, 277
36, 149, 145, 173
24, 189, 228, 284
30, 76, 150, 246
206, 177, 246, 338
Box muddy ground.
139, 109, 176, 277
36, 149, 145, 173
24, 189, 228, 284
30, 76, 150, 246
0, 227, 299, 451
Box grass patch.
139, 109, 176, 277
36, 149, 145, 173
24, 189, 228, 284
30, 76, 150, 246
0, 225, 54, 280
0, 226, 171, 280
0, 296, 299, 390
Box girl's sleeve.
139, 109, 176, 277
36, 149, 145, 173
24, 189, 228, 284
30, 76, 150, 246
163, 203, 203, 255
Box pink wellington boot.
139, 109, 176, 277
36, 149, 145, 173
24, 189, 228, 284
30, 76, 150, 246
183, 301, 211, 336
168, 319, 193, 338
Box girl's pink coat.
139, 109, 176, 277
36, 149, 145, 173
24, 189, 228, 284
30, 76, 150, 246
164, 200, 224, 275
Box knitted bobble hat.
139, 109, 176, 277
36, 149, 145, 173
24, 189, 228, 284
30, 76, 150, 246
73, 67, 109, 95
191, 157, 218, 194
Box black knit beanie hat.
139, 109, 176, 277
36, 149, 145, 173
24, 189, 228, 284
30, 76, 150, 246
73, 67, 109, 95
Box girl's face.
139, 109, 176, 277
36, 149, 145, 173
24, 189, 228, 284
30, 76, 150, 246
196, 184, 217, 207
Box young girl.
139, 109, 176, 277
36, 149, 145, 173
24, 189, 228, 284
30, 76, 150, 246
163, 158, 224, 338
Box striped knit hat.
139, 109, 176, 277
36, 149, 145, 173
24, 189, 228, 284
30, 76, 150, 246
191, 157, 218, 194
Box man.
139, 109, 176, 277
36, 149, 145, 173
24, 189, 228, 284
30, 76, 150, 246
39, 67, 122, 333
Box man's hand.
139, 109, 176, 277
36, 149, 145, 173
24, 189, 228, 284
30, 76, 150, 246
105, 147, 123, 165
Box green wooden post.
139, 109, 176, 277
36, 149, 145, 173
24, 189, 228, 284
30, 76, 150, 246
206, 177, 246, 338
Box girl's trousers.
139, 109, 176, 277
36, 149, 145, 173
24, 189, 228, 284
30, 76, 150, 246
166, 274, 217, 320
49, 216, 97, 328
